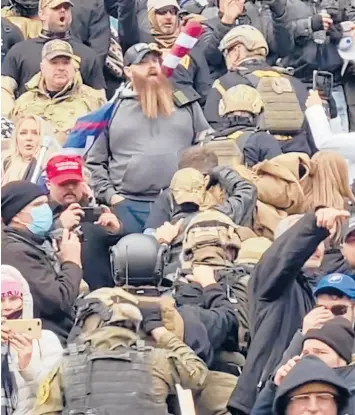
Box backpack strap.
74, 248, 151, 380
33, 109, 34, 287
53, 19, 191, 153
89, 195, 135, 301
213, 79, 227, 97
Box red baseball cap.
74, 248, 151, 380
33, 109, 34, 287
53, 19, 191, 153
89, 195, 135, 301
46, 155, 84, 185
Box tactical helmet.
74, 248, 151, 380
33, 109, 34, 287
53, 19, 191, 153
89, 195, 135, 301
219, 25, 269, 56
111, 234, 169, 287
10, 0, 39, 17
218, 84, 263, 117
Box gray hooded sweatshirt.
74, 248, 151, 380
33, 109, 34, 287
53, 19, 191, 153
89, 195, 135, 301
86, 85, 210, 203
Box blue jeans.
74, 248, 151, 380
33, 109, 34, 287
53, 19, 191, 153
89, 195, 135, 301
332, 85, 349, 133
113, 199, 151, 234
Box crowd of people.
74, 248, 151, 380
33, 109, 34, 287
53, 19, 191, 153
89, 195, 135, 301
1, 0, 355, 413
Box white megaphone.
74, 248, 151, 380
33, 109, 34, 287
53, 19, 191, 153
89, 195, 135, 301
338, 21, 355, 76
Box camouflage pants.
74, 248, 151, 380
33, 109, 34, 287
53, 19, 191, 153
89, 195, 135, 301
151, 349, 238, 415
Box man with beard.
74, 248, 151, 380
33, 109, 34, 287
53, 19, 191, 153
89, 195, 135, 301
46, 154, 125, 290
116, 0, 211, 105
87, 42, 210, 234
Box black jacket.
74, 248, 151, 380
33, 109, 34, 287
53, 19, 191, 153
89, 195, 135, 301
204, 60, 317, 156
70, 0, 111, 67
1, 227, 82, 345
252, 360, 355, 415
227, 213, 329, 414
116, 0, 212, 106
200, 3, 277, 81
269, 0, 351, 85
145, 166, 257, 230
2, 34, 106, 97
51, 202, 124, 291
178, 282, 239, 367
1, 17, 24, 63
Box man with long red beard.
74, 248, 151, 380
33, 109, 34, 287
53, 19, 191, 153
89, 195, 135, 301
87, 42, 211, 234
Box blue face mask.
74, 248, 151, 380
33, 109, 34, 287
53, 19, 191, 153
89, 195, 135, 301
27, 204, 53, 236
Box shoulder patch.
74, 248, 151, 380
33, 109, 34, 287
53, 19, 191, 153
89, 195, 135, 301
179, 55, 191, 71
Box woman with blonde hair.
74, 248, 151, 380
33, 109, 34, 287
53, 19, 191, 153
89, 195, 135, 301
302, 151, 355, 212
2, 115, 60, 186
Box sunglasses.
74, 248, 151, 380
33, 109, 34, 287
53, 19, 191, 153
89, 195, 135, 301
317, 304, 351, 316
155, 7, 178, 15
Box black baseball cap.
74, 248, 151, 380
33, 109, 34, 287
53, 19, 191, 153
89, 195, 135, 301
123, 43, 162, 67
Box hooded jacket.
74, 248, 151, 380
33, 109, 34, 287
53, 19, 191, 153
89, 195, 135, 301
1, 265, 63, 415
1, 227, 83, 344
86, 84, 210, 204
274, 356, 350, 414
228, 213, 329, 414
251, 335, 355, 414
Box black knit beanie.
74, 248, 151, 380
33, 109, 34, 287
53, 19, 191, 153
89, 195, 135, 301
304, 316, 354, 364
1, 181, 46, 225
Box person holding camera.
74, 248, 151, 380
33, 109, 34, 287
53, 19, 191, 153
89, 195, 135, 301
1, 265, 63, 415
1, 180, 82, 344
46, 154, 125, 290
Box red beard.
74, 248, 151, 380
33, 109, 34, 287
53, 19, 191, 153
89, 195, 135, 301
131, 70, 175, 119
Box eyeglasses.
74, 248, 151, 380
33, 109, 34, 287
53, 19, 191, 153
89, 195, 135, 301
290, 392, 335, 409
155, 7, 178, 15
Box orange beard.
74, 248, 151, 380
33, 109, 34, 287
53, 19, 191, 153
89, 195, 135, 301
131, 69, 175, 119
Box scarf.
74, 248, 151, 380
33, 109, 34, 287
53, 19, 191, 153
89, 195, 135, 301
1, 344, 17, 415
148, 9, 178, 50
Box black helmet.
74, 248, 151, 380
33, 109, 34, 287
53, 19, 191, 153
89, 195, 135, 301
111, 234, 169, 287
10, 0, 39, 17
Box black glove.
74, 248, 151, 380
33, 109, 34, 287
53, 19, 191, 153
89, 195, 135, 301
140, 303, 163, 334
311, 15, 324, 32
209, 166, 240, 195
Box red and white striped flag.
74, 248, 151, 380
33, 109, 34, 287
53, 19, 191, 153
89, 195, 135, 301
161, 21, 204, 77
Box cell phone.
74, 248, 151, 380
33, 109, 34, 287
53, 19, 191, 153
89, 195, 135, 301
81, 206, 102, 223
5, 319, 42, 339
312, 70, 334, 99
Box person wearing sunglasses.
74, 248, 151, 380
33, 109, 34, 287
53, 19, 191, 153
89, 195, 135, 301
116, 0, 212, 106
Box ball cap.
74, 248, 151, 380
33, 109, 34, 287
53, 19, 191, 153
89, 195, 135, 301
42, 39, 74, 61
314, 273, 355, 299
343, 215, 355, 243
39, 0, 73, 10
170, 168, 206, 206
46, 154, 84, 185
123, 43, 162, 67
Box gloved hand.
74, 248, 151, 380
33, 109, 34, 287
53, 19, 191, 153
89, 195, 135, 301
140, 303, 163, 334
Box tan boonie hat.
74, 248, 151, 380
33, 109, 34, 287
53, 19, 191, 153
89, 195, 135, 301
147, 0, 180, 11
42, 39, 74, 60
219, 84, 264, 117
170, 168, 206, 206
39, 0, 73, 9
219, 25, 269, 56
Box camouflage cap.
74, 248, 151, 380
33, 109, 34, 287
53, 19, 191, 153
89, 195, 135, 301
170, 168, 206, 206
218, 84, 263, 117
42, 39, 74, 61
39, 0, 73, 9
219, 25, 269, 56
